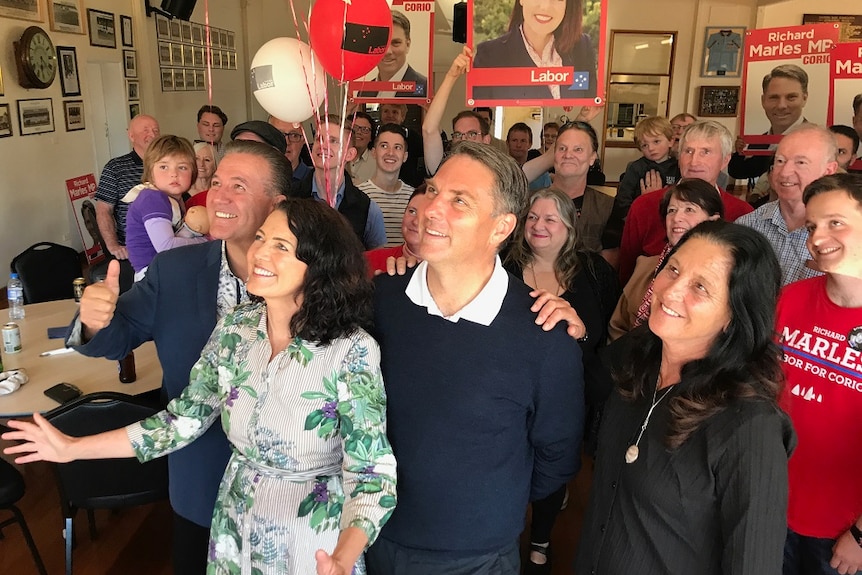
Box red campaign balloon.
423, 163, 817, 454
309, 0, 392, 82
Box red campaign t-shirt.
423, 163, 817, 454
617, 187, 752, 285
777, 276, 862, 538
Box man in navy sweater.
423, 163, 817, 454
367, 142, 585, 574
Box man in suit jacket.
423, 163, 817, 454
357, 10, 427, 99
67, 140, 290, 575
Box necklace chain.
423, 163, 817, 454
528, 262, 562, 296
625, 375, 673, 464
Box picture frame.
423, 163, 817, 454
169, 19, 181, 41
158, 41, 172, 66
160, 69, 174, 92
49, 0, 85, 34
0, 104, 12, 138
183, 45, 195, 67
87, 9, 116, 49
123, 49, 137, 78
63, 100, 84, 131
120, 15, 133, 47
226, 31, 235, 50
0, 0, 43, 22
155, 13, 170, 39
181, 21, 192, 43
126, 79, 139, 101
194, 69, 206, 91
129, 103, 140, 119
228, 51, 237, 70
209, 26, 221, 47
211, 50, 222, 69
700, 26, 745, 78
57, 46, 80, 97
192, 46, 204, 68
219, 30, 229, 48
173, 68, 186, 91
191, 23, 203, 45
0, 60, 4, 96
170, 43, 183, 66
221, 50, 231, 70
698, 85, 740, 117
17, 98, 54, 136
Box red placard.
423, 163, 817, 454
66, 174, 106, 264
465, 0, 606, 108
739, 23, 840, 154
829, 42, 862, 171
349, 0, 435, 105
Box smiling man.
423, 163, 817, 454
358, 123, 415, 246
67, 140, 289, 575
777, 173, 862, 575
367, 142, 584, 575
736, 124, 838, 285
363, 10, 427, 99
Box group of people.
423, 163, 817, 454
4, 34, 862, 575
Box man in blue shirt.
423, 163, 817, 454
290, 114, 386, 249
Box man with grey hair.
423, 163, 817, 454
367, 142, 585, 574
617, 120, 754, 283
736, 124, 838, 285
729, 64, 810, 180
67, 140, 290, 575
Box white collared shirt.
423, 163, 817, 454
519, 25, 563, 99
405, 257, 509, 326
375, 61, 409, 99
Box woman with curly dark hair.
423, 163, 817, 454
575, 220, 795, 574
4, 198, 397, 575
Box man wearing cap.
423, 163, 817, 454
230, 120, 287, 155
289, 114, 387, 249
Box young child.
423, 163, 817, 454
602, 116, 681, 253
123, 135, 208, 280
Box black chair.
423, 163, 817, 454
10, 242, 82, 304
46, 392, 168, 575
0, 458, 48, 575
87, 257, 134, 295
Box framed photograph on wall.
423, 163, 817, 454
173, 68, 186, 91
0, 0, 43, 22
49, 0, 85, 34
701, 26, 745, 78
183, 45, 195, 67
63, 100, 84, 131
17, 98, 54, 136
158, 41, 172, 66
129, 103, 141, 119
192, 46, 204, 68
161, 69, 174, 92
57, 46, 80, 96
226, 31, 235, 50
155, 13, 169, 39
120, 15, 133, 47
0, 104, 12, 138
123, 49, 137, 78
181, 21, 192, 43
169, 19, 181, 41
170, 43, 183, 66
191, 23, 203, 45
698, 85, 740, 117
87, 9, 116, 48
126, 79, 139, 101
194, 69, 205, 91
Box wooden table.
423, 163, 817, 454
0, 300, 162, 417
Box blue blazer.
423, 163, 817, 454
472, 30, 597, 101
71, 240, 232, 528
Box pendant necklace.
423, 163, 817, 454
625, 376, 673, 464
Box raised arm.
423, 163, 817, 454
423, 46, 473, 176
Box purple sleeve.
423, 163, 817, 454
143, 218, 207, 253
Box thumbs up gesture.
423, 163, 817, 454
79, 260, 121, 336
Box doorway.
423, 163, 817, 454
85, 61, 128, 175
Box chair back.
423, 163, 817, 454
46, 392, 168, 511
10, 242, 82, 304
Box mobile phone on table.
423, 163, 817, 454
43, 383, 82, 404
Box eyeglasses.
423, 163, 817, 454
452, 130, 481, 141
284, 132, 303, 142
352, 125, 373, 135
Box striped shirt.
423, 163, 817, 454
358, 179, 414, 247
94, 150, 144, 245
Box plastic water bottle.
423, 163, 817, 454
7, 273, 24, 320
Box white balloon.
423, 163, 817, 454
250, 38, 326, 123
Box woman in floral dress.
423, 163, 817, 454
4, 198, 397, 575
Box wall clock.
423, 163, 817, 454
14, 26, 57, 89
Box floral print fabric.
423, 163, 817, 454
126, 302, 396, 574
